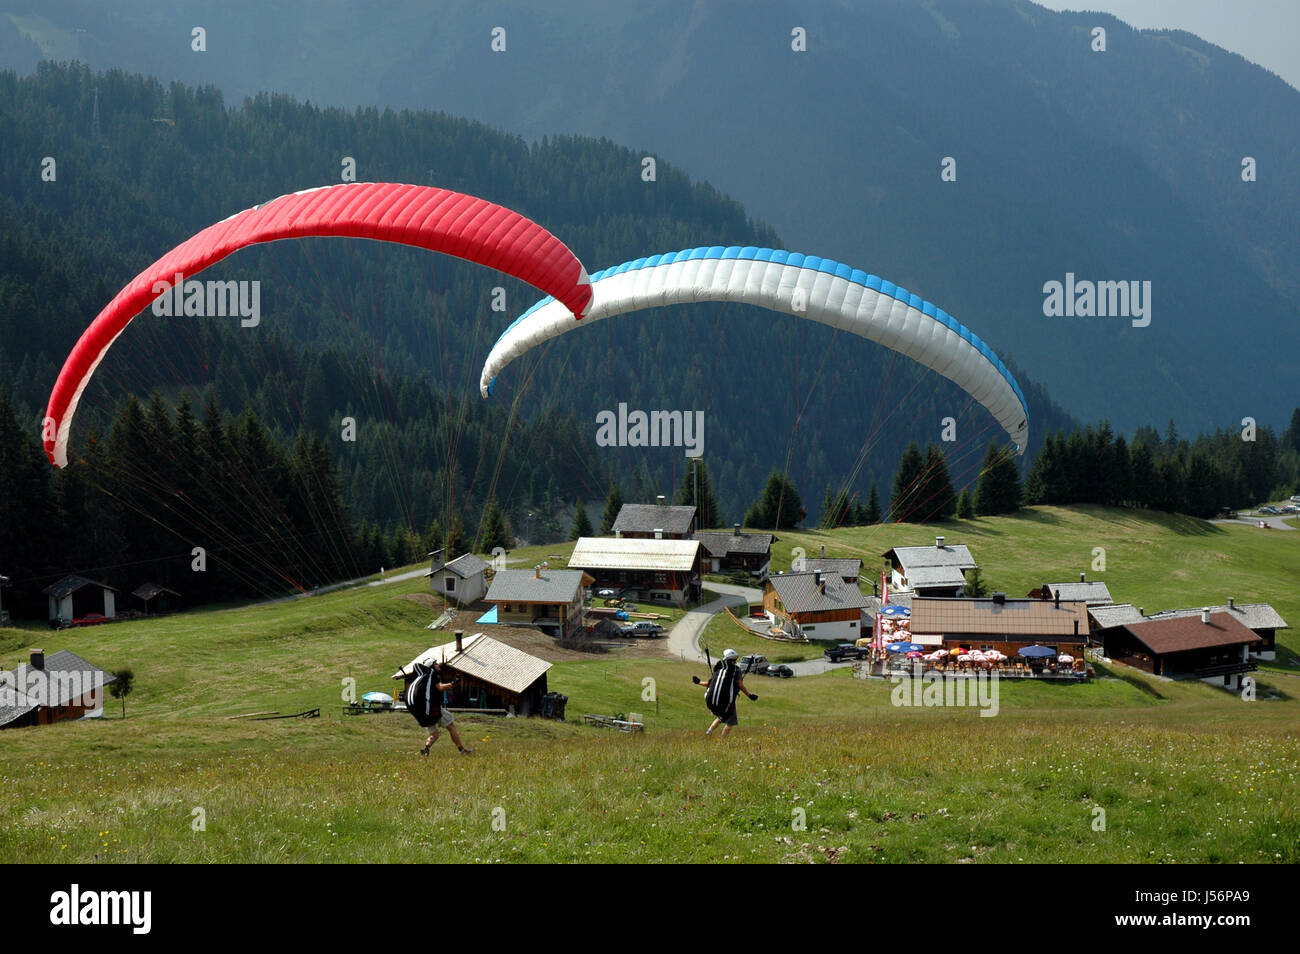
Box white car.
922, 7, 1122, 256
1291, 495, 1300, 503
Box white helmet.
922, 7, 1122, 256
722, 648, 738, 660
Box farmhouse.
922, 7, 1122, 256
42, 575, 118, 624
569, 536, 702, 605
132, 582, 181, 615
798, 547, 862, 584
695, 525, 774, 578
882, 537, 978, 597
426, 549, 489, 606
0, 648, 117, 729
1139, 599, 1287, 661
611, 498, 697, 539
909, 594, 1089, 655
484, 567, 591, 638
393, 631, 551, 716
764, 571, 871, 642
1102, 611, 1259, 688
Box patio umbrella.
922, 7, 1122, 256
879, 604, 911, 618
1018, 645, 1057, 658
933, 648, 950, 656
1057, 654, 1075, 664
887, 642, 925, 653
957, 654, 973, 663
906, 651, 924, 658
985, 650, 1006, 661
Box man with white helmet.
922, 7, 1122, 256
692, 648, 758, 737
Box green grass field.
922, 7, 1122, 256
2, 506, 1297, 863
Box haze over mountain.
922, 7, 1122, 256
2, 0, 1296, 436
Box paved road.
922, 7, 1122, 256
249, 566, 428, 607
665, 582, 761, 663
662, 582, 855, 678
1210, 515, 1296, 531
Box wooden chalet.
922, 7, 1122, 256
484, 567, 592, 638
1103, 610, 1260, 688
764, 570, 871, 642
568, 536, 702, 605
0, 648, 116, 729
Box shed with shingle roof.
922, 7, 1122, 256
393, 632, 552, 716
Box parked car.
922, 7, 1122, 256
1282, 505, 1300, 514
824, 643, 870, 663
627, 621, 664, 637
737, 653, 769, 674
1290, 495, 1300, 503
1217, 507, 1239, 519
1259, 506, 1280, 515
761, 664, 794, 678
71, 613, 108, 627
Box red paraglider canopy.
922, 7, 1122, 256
43, 182, 592, 467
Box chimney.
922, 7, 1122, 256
993, 592, 1005, 605
1228, 597, 1235, 610
1138, 607, 1144, 617
1054, 590, 1060, 609
814, 571, 823, 587
429, 548, 445, 573
733, 523, 741, 537
1079, 572, 1086, 583
1201, 607, 1211, 624
935, 536, 945, 549
1074, 620, 1079, 636
454, 630, 464, 653
535, 565, 541, 579
29, 648, 44, 671
1039, 583, 1049, 600
656, 495, 666, 506
654, 528, 663, 539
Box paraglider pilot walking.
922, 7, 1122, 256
405, 659, 473, 756
693, 648, 758, 737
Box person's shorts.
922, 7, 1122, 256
716, 705, 738, 727
424, 709, 455, 729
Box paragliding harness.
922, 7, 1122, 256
704, 658, 741, 719
405, 661, 444, 728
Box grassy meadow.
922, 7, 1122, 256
1, 506, 1297, 863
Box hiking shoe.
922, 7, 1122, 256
458, 746, 474, 755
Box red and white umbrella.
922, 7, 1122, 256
1058, 654, 1074, 664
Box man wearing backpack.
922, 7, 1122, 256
405, 660, 473, 756
692, 648, 758, 737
